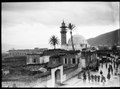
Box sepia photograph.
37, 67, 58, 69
1, 1, 120, 88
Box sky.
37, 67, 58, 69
2, 2, 120, 51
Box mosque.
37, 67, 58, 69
60, 21, 90, 50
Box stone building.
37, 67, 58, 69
81, 48, 99, 71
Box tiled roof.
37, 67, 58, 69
8, 48, 48, 52
47, 62, 62, 68
50, 53, 66, 58
42, 49, 80, 56
27, 53, 43, 55
26, 49, 81, 57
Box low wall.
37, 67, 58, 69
62, 64, 81, 83
64, 68, 81, 82
34, 74, 51, 83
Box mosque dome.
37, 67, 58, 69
68, 34, 88, 46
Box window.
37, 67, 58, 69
72, 58, 76, 64
64, 58, 67, 64
33, 58, 36, 63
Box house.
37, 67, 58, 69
47, 49, 81, 69
26, 49, 81, 69
81, 48, 98, 70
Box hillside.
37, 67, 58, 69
87, 29, 120, 46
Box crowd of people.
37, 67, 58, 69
82, 70, 106, 85
81, 54, 120, 86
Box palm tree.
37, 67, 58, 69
68, 23, 75, 50
49, 35, 59, 49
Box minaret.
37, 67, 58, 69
60, 21, 67, 46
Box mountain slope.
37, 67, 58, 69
87, 28, 120, 46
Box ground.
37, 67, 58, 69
58, 62, 120, 87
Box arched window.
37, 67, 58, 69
33, 58, 36, 63
72, 58, 76, 64
64, 58, 67, 64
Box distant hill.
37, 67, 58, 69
87, 29, 120, 46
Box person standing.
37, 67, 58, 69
108, 67, 110, 74
91, 75, 94, 83
87, 71, 91, 83
103, 75, 106, 85
101, 75, 106, 85
116, 62, 118, 69
95, 75, 97, 83
101, 74, 103, 82
111, 65, 113, 75
109, 64, 112, 74
98, 75, 100, 83
107, 72, 111, 80
83, 72, 86, 83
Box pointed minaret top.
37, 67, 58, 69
62, 20, 65, 24
62, 20, 65, 26
60, 20, 67, 29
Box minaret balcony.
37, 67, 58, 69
60, 30, 67, 33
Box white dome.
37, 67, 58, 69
68, 35, 88, 46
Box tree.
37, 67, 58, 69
68, 23, 75, 50
49, 35, 59, 49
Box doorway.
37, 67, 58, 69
55, 69, 61, 84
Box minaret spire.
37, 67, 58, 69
60, 20, 67, 46
63, 20, 64, 23
61, 20, 66, 27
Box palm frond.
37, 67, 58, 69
49, 35, 59, 49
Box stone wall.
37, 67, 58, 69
63, 66, 81, 82
36, 74, 51, 83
